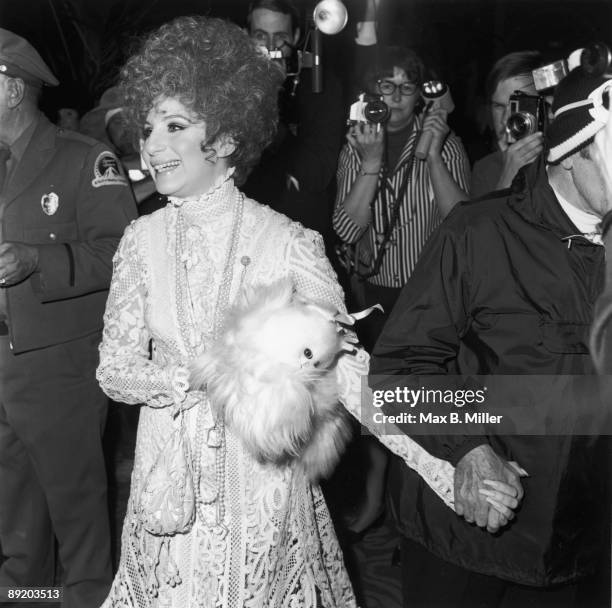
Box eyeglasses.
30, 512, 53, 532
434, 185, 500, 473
376, 80, 418, 96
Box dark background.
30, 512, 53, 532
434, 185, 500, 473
1, 0, 611, 154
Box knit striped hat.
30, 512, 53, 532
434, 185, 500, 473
546, 66, 611, 164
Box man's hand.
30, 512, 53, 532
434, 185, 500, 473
454, 444, 526, 533
496, 131, 544, 189
0, 242, 39, 286
347, 122, 385, 172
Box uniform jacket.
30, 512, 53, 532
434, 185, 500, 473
371, 158, 608, 586
0, 113, 136, 353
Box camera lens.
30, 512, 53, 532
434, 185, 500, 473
506, 112, 537, 140
364, 99, 390, 124
581, 42, 612, 78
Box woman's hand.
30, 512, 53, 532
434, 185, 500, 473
497, 131, 544, 189
422, 107, 450, 161
455, 445, 526, 534
346, 122, 385, 173
480, 460, 528, 532
479, 478, 521, 531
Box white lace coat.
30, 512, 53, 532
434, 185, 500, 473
97, 178, 454, 608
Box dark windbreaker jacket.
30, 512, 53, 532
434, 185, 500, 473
370, 157, 609, 587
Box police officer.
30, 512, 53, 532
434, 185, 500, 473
0, 29, 136, 608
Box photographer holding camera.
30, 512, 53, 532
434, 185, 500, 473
471, 51, 547, 198
329, 45, 468, 546
242, 0, 345, 257
333, 45, 470, 350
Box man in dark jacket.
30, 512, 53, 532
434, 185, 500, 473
371, 66, 611, 607
0, 29, 136, 608
590, 81, 612, 371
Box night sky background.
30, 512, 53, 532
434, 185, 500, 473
1, 0, 611, 157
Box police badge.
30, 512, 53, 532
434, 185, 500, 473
41, 192, 59, 216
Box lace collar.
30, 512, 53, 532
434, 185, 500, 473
168, 167, 237, 222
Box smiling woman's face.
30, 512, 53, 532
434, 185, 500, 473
140, 96, 211, 199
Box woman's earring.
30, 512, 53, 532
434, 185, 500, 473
201, 144, 217, 163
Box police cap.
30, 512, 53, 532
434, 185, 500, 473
0, 28, 59, 87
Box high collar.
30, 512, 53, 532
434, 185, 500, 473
168, 168, 237, 223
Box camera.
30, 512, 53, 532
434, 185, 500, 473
348, 93, 390, 125
422, 80, 453, 109
532, 43, 612, 89
257, 45, 300, 75
532, 59, 569, 92
506, 91, 548, 141
415, 81, 454, 159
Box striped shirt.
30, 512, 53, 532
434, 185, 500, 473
333, 114, 470, 287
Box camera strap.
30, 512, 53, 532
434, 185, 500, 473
354, 143, 417, 281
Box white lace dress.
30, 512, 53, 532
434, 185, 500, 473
97, 177, 455, 608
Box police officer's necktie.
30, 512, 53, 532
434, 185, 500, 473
0, 147, 10, 194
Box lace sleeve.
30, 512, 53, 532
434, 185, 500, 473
96, 222, 187, 408
286, 225, 456, 509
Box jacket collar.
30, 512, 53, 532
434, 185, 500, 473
507, 155, 590, 242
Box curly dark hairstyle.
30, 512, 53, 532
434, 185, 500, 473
119, 16, 284, 184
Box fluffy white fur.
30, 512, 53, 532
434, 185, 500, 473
190, 279, 354, 481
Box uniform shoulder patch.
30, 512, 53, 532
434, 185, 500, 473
92, 151, 129, 188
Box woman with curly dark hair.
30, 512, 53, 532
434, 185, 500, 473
96, 15, 360, 608
95, 15, 480, 608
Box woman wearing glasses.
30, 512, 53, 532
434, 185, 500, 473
333, 45, 470, 351
331, 46, 470, 536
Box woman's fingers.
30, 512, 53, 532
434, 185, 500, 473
508, 461, 529, 477
483, 494, 515, 521
482, 478, 519, 497
479, 487, 518, 510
